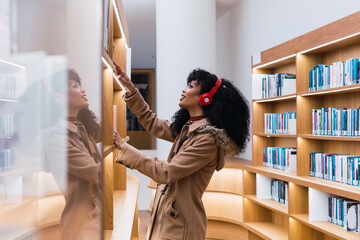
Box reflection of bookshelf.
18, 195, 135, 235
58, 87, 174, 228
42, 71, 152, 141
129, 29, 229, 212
0, 57, 66, 239
202, 12, 360, 240
127, 69, 156, 149
102, 0, 139, 239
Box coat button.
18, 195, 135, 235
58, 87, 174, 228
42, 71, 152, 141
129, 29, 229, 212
170, 212, 175, 217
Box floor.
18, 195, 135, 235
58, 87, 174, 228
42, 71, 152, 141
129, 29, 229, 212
138, 210, 248, 240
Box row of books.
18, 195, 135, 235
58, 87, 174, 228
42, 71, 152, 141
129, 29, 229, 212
252, 73, 296, 99
309, 58, 360, 91
0, 114, 14, 138
270, 179, 288, 206
264, 112, 296, 134
310, 152, 359, 186
0, 149, 14, 172
312, 107, 360, 136
0, 74, 23, 100
329, 196, 360, 233
263, 147, 297, 172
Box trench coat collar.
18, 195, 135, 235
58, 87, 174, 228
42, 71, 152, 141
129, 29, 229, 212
59, 119, 78, 133
188, 118, 210, 132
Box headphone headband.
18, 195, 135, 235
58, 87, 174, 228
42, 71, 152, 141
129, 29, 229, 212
199, 77, 222, 106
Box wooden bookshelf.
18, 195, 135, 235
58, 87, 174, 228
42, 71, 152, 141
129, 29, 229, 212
203, 12, 360, 240
245, 195, 288, 216
102, 0, 139, 239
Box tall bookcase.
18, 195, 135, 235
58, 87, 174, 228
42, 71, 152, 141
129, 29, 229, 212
203, 11, 360, 240
102, 0, 140, 239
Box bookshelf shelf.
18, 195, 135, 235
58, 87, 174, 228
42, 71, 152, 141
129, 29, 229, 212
103, 145, 115, 157
112, 174, 139, 240
254, 132, 297, 138
245, 195, 288, 215
253, 94, 296, 103
253, 55, 296, 70
244, 222, 288, 240
291, 213, 360, 240
299, 133, 360, 141
299, 83, 360, 96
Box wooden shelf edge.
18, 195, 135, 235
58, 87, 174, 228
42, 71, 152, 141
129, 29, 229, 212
104, 229, 113, 240
244, 222, 288, 240
290, 214, 360, 240
204, 189, 243, 197
254, 132, 297, 138
102, 49, 116, 70
224, 156, 252, 169
298, 133, 360, 141
0, 167, 39, 179
299, 83, 360, 97
206, 215, 244, 227
252, 94, 297, 103
111, 174, 140, 239
103, 145, 115, 157
245, 195, 288, 216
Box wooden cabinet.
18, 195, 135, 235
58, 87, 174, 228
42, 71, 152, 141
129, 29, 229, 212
102, 0, 139, 239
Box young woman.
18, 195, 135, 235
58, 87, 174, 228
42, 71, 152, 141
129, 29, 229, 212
45, 69, 102, 240
113, 64, 250, 240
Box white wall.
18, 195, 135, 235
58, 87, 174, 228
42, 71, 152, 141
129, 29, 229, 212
123, 0, 156, 69
156, 0, 216, 161
216, 1, 360, 160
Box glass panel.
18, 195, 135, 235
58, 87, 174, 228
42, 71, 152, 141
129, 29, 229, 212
0, 0, 103, 239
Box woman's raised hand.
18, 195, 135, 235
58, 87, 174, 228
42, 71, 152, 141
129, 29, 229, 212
113, 61, 137, 96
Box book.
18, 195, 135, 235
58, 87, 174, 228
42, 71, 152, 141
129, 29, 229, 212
344, 200, 358, 232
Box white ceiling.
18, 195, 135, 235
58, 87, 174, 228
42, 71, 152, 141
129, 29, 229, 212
122, 0, 240, 68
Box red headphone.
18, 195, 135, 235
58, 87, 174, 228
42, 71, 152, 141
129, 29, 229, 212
199, 77, 222, 106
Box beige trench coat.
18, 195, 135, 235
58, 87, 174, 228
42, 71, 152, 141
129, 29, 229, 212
45, 120, 102, 240
116, 91, 225, 240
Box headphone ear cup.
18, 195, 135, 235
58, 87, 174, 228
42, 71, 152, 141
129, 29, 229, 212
199, 93, 212, 106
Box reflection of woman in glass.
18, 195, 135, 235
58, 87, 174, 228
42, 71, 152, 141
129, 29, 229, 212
113, 63, 250, 240
45, 69, 102, 240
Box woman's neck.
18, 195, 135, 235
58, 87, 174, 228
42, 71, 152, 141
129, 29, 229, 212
68, 108, 79, 121
188, 108, 203, 118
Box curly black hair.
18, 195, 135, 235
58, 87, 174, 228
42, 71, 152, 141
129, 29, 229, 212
171, 68, 250, 153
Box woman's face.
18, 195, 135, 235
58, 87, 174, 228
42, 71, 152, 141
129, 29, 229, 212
68, 80, 89, 111
179, 80, 201, 109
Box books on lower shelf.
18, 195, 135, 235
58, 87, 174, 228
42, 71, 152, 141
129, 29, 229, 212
312, 107, 360, 137
271, 179, 288, 206
264, 112, 296, 134
310, 152, 359, 186
329, 196, 360, 233
309, 58, 360, 91
263, 147, 297, 172
252, 73, 296, 99
0, 114, 14, 138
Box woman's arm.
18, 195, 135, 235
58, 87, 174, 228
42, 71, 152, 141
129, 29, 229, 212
115, 134, 217, 184
114, 61, 175, 142
124, 90, 175, 142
